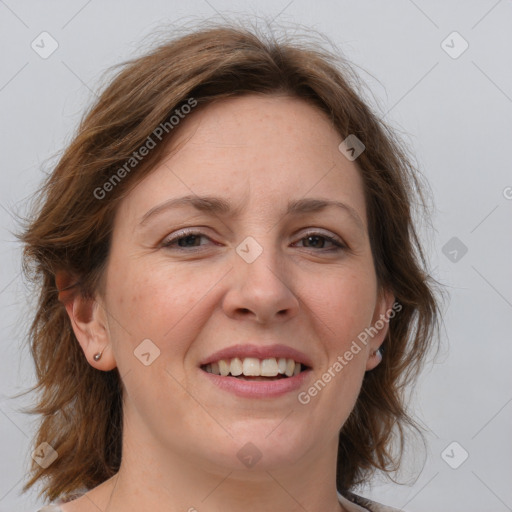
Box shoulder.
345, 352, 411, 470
35, 487, 88, 511
340, 490, 405, 512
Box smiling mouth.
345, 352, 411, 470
200, 356, 310, 380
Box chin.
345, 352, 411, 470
207, 422, 311, 469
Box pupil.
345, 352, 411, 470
179, 235, 199, 247
306, 235, 322, 248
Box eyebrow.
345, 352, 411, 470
138, 194, 365, 231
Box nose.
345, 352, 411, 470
222, 241, 300, 324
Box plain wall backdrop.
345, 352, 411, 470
1, 1, 511, 511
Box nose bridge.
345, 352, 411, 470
235, 232, 285, 291
224, 232, 299, 322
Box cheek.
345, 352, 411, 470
104, 262, 209, 411
305, 266, 377, 346
102, 259, 229, 448
105, 259, 217, 357
303, 269, 376, 420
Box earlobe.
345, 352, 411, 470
56, 271, 117, 371
365, 347, 383, 371
365, 287, 396, 371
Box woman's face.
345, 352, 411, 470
79, 95, 393, 476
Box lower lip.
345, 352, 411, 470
199, 368, 312, 398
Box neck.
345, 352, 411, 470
89, 436, 345, 512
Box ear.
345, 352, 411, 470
365, 287, 396, 371
55, 270, 117, 371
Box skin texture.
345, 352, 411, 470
61, 94, 394, 512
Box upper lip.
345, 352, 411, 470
199, 344, 313, 368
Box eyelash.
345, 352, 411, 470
161, 228, 347, 252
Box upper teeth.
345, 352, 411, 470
204, 357, 302, 377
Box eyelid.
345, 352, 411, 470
161, 227, 213, 247
293, 229, 347, 250
296, 228, 344, 243
161, 227, 347, 251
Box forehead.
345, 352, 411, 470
115, 94, 367, 228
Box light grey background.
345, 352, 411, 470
1, 1, 511, 511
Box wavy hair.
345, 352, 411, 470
16, 20, 443, 502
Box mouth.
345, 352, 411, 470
200, 357, 311, 381
198, 344, 313, 398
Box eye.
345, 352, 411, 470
161, 229, 212, 250
161, 228, 347, 252
293, 231, 346, 252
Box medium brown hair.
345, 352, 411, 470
17, 20, 443, 501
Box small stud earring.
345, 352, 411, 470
93, 351, 103, 361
